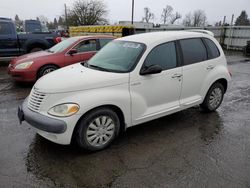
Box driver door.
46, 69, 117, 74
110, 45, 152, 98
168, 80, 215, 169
130, 41, 183, 125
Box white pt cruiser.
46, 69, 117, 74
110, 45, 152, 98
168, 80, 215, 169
18, 31, 231, 151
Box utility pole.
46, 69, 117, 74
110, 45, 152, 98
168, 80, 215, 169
131, 0, 134, 25
227, 14, 234, 50
220, 16, 226, 45
64, 4, 68, 29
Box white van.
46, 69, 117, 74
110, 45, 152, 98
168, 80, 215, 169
18, 31, 231, 151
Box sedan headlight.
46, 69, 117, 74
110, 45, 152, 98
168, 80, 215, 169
15, 61, 34, 69
48, 103, 80, 117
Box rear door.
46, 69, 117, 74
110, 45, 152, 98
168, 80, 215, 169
64, 39, 97, 66
0, 21, 19, 57
178, 38, 208, 107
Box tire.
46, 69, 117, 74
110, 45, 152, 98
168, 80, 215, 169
75, 108, 120, 151
200, 82, 225, 112
30, 47, 44, 53
38, 65, 58, 79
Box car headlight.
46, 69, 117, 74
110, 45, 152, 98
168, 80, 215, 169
15, 61, 34, 69
48, 103, 80, 117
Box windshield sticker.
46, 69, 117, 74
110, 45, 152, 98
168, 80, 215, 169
123, 43, 141, 49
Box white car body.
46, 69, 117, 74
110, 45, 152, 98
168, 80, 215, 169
20, 31, 231, 145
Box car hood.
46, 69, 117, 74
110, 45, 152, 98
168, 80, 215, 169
34, 63, 129, 93
11, 51, 55, 66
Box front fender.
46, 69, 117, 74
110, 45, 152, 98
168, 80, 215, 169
40, 84, 131, 128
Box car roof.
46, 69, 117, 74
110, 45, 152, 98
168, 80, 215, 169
117, 31, 211, 46
71, 35, 115, 41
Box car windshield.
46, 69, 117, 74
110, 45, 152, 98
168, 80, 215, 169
85, 41, 145, 73
48, 37, 79, 53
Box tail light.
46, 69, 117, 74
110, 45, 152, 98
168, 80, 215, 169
54, 37, 62, 43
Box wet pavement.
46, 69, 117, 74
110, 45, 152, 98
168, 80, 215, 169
0, 55, 250, 188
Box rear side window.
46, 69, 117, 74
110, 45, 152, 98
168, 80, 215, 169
99, 38, 113, 48
75, 39, 97, 53
203, 38, 220, 59
180, 38, 207, 65
144, 42, 177, 70
0, 22, 12, 35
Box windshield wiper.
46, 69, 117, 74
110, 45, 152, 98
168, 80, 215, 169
84, 62, 112, 72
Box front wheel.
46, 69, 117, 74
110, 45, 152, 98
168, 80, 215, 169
38, 65, 58, 79
75, 108, 120, 151
200, 82, 225, 112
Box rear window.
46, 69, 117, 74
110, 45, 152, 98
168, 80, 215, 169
99, 38, 113, 48
180, 38, 207, 65
203, 38, 220, 59
0, 22, 12, 35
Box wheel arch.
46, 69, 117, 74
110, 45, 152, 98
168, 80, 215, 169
215, 78, 228, 93
37, 63, 60, 79
26, 41, 47, 53
202, 77, 228, 103
71, 104, 126, 144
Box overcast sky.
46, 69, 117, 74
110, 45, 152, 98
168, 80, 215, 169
0, 0, 250, 25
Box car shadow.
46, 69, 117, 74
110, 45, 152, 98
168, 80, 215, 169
25, 107, 223, 187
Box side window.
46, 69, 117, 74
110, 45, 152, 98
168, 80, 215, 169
180, 38, 207, 65
144, 42, 177, 70
75, 39, 97, 53
0, 22, 13, 35
99, 38, 113, 48
203, 38, 220, 59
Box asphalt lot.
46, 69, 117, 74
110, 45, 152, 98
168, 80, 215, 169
0, 54, 250, 188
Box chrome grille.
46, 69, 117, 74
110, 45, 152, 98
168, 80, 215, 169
28, 89, 46, 112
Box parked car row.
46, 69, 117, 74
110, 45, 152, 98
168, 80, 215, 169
7, 35, 115, 82
0, 17, 61, 57
17, 31, 231, 151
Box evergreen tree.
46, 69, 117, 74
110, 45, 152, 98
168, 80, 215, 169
235, 11, 250, 26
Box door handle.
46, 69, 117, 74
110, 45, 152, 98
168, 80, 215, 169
171, 74, 183, 78
207, 65, 215, 70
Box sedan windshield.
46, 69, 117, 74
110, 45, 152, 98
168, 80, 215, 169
49, 37, 79, 53
86, 41, 145, 73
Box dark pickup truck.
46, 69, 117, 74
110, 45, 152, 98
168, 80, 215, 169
0, 18, 60, 58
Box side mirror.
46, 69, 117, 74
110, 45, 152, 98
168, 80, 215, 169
68, 49, 78, 56
140, 65, 163, 75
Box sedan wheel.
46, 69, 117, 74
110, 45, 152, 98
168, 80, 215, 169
38, 65, 58, 79
42, 67, 56, 76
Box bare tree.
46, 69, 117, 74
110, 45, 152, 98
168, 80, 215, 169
183, 12, 192, 26
193, 10, 207, 27
67, 0, 108, 26
170, 12, 181, 24
182, 10, 207, 27
161, 5, 173, 24
38, 15, 49, 25
142, 7, 154, 23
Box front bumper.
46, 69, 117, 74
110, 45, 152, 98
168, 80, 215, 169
8, 65, 36, 82
18, 98, 67, 134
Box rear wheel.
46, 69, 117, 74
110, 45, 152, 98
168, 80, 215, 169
200, 82, 225, 112
38, 65, 58, 79
76, 108, 120, 151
